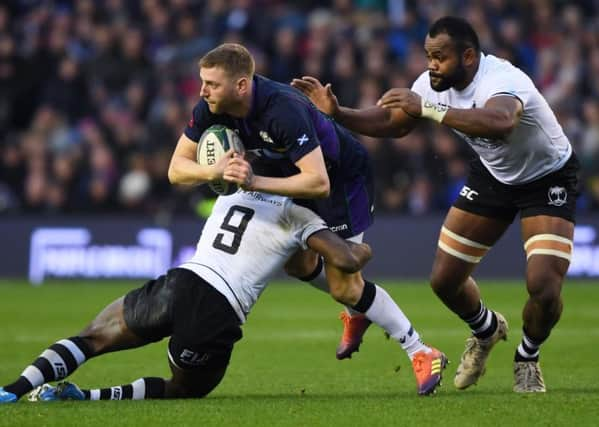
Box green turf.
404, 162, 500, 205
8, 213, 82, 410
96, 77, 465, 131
1, 279, 598, 426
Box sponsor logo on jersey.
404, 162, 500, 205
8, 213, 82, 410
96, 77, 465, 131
244, 191, 283, 206
330, 224, 348, 232
548, 186, 567, 206
459, 185, 479, 201
456, 130, 501, 149
260, 131, 274, 143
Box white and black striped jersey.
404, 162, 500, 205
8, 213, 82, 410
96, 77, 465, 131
411, 53, 572, 185
179, 190, 327, 323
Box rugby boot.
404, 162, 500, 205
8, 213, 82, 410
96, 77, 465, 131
513, 361, 546, 393
0, 387, 18, 403
336, 312, 372, 360
454, 311, 508, 389
412, 347, 448, 395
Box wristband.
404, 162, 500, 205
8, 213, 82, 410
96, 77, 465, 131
421, 99, 449, 123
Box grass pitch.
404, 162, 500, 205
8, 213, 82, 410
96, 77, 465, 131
1, 279, 598, 426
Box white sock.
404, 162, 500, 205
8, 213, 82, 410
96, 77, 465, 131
365, 285, 430, 359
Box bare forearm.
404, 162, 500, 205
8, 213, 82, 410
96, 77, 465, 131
334, 106, 411, 138
168, 157, 215, 185
251, 173, 330, 198
442, 108, 516, 139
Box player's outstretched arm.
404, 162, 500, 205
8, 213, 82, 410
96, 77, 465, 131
307, 230, 372, 273
168, 133, 234, 185
291, 76, 418, 138
378, 89, 523, 140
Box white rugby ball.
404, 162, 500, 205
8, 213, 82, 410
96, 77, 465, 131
197, 125, 245, 195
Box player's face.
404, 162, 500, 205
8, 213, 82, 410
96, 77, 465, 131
199, 66, 242, 114
424, 33, 467, 92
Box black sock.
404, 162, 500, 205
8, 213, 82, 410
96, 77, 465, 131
351, 280, 376, 313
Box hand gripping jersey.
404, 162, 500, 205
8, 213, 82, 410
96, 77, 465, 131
411, 53, 572, 185
179, 191, 327, 322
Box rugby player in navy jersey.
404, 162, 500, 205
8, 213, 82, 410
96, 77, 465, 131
167, 43, 447, 395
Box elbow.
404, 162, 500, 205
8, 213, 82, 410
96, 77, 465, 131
167, 163, 182, 184
313, 177, 330, 198
167, 166, 177, 184
493, 113, 518, 139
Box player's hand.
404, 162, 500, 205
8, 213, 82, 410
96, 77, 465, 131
377, 88, 422, 117
291, 76, 339, 117
209, 148, 235, 181
223, 153, 255, 190
347, 241, 372, 269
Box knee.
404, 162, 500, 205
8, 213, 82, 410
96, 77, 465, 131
284, 263, 308, 278
77, 325, 107, 355
429, 267, 458, 296
166, 381, 200, 399
526, 269, 563, 308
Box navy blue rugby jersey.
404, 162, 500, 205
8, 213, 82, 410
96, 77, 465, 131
183, 74, 369, 182
184, 74, 375, 237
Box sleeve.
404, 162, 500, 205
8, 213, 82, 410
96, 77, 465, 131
183, 100, 215, 142
286, 201, 328, 250
268, 98, 321, 164
480, 62, 533, 107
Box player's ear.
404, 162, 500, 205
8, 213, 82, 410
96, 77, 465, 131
237, 76, 250, 95
462, 47, 477, 67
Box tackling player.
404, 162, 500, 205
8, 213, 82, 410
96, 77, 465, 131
168, 43, 447, 395
0, 190, 372, 403
292, 16, 578, 393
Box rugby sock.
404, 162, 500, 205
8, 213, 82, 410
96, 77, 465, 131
355, 281, 430, 359
461, 301, 498, 340
3, 337, 93, 398
301, 256, 360, 316
82, 377, 166, 400
515, 329, 542, 362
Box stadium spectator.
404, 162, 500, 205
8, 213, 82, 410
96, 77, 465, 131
0, 1, 597, 217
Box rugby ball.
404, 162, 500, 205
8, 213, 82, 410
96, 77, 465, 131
197, 125, 245, 195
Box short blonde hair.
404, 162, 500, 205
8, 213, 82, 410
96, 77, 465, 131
199, 43, 255, 78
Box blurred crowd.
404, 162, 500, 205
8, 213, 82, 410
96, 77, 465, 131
0, 0, 598, 218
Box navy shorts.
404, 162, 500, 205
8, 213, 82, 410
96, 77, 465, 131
454, 152, 579, 223
296, 149, 375, 238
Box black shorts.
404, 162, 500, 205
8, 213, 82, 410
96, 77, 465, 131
454, 152, 579, 223
123, 268, 242, 370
